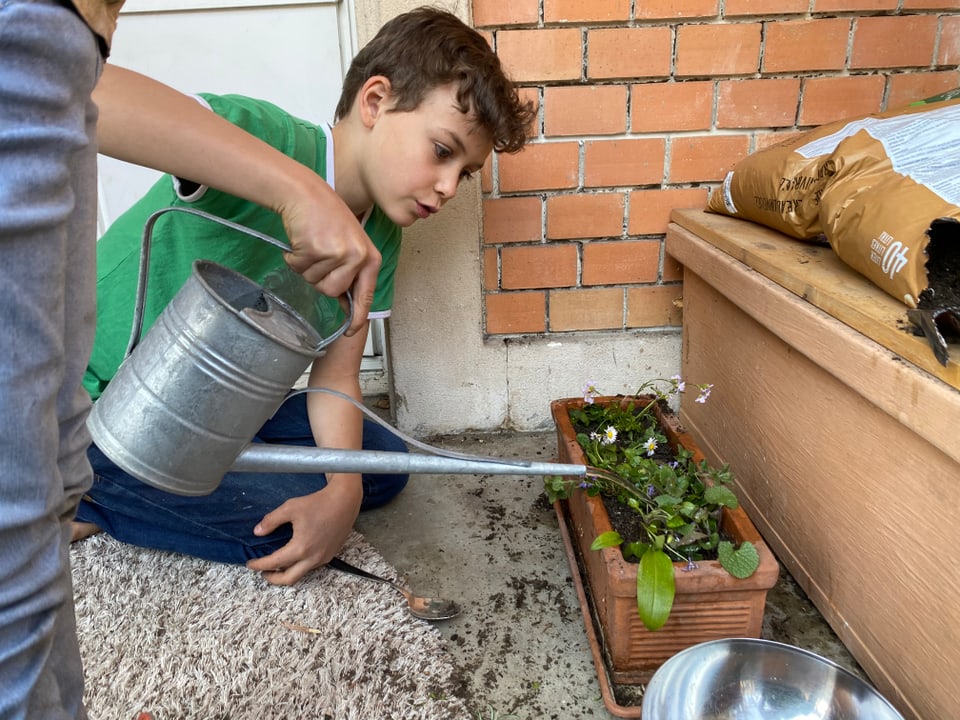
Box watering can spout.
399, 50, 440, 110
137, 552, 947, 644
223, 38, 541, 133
230, 443, 587, 478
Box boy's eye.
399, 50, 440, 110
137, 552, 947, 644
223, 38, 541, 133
434, 143, 452, 160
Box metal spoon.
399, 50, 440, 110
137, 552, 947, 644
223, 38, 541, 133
327, 556, 461, 621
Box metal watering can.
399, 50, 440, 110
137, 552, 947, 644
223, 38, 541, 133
87, 207, 587, 496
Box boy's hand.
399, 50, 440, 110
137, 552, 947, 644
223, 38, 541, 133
245, 479, 363, 586
279, 196, 381, 336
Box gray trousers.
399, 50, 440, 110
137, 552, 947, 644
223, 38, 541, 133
0, 1, 101, 717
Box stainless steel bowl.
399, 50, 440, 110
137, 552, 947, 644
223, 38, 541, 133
642, 638, 904, 720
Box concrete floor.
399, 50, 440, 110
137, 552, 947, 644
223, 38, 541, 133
354, 429, 865, 719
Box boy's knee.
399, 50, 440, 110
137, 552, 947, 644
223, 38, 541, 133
360, 471, 409, 510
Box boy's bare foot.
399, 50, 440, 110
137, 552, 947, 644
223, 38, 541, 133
71, 521, 102, 543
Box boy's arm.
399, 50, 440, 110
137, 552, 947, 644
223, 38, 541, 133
245, 326, 369, 585
93, 64, 377, 335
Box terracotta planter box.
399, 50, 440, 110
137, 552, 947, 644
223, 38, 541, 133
551, 396, 780, 686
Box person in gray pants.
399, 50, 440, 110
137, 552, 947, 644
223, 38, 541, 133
0, 3, 379, 717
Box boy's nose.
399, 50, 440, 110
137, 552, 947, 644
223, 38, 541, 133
435, 169, 460, 200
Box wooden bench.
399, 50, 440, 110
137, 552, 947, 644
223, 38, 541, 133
665, 208, 959, 720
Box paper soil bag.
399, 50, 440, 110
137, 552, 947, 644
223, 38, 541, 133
707, 126, 842, 239
708, 97, 960, 308
815, 99, 960, 308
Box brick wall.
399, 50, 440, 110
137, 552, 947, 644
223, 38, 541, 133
474, 0, 960, 336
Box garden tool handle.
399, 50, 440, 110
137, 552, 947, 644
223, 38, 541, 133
125, 206, 353, 357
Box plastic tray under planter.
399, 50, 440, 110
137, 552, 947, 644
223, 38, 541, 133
551, 396, 780, 689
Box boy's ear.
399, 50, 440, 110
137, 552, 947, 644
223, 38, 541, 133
358, 76, 393, 129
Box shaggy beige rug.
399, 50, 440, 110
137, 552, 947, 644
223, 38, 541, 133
71, 532, 470, 720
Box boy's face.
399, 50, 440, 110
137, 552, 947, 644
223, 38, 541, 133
363, 82, 494, 228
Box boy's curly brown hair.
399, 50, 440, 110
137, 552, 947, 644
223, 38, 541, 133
335, 6, 534, 154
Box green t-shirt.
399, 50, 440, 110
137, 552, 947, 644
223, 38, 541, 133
84, 93, 401, 401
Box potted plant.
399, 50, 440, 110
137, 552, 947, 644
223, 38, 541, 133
546, 378, 780, 687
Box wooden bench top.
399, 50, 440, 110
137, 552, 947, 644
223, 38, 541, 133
668, 208, 960, 391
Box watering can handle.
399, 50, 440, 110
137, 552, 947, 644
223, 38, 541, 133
125, 205, 351, 357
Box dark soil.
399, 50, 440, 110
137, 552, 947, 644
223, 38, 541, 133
919, 218, 960, 310
600, 495, 649, 552
909, 219, 960, 351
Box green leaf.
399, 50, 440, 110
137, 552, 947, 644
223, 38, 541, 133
666, 515, 686, 529
654, 494, 682, 508
637, 548, 675, 631
623, 541, 650, 561
542, 475, 571, 504
703, 485, 739, 509
591, 531, 624, 551
717, 541, 760, 579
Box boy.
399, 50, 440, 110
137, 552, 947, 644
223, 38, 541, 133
0, 1, 379, 718
72, 7, 535, 588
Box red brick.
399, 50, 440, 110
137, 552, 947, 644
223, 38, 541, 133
717, 78, 801, 128
628, 188, 710, 235
546, 193, 625, 239
799, 75, 885, 126
544, 0, 631, 22
588, 28, 673, 80
636, 0, 719, 19
813, 0, 897, 9
626, 285, 684, 328
583, 240, 661, 285
485, 292, 546, 334
887, 71, 960, 110
851, 15, 939, 69
754, 129, 808, 152
668, 135, 751, 183
498, 142, 579, 192
631, 81, 714, 132
725, 0, 808, 15
903, 0, 960, 7
482, 196, 542, 244
549, 288, 624, 331
676, 23, 762, 77
938, 15, 960, 66
518, 87, 540, 139
502, 244, 578, 289
497, 29, 582, 83
472, 0, 539, 26
763, 19, 851, 73
544, 85, 628, 137
583, 138, 666, 188
662, 252, 684, 282
483, 247, 499, 290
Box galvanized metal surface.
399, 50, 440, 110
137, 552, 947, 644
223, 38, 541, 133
88, 261, 322, 496
230, 443, 586, 477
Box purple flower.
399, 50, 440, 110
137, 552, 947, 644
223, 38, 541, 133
695, 384, 713, 404
682, 558, 699, 572
582, 380, 600, 404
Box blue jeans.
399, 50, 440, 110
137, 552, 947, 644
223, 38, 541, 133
0, 2, 100, 718
76, 394, 409, 564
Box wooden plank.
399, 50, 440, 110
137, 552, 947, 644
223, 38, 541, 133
669, 208, 960, 390
677, 268, 960, 720
665, 222, 960, 466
